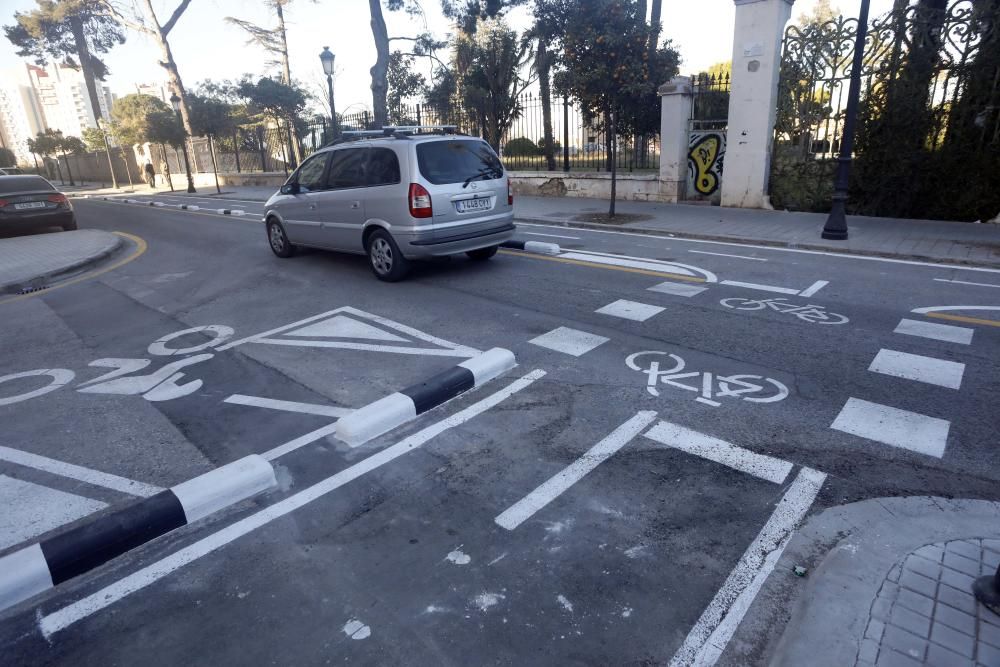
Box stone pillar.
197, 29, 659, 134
721, 0, 794, 209
658, 76, 693, 203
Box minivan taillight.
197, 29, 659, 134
409, 183, 432, 219
507, 177, 513, 206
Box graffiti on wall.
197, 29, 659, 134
687, 132, 726, 197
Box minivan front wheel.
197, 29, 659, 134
367, 229, 410, 282
267, 219, 295, 258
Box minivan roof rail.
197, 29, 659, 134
323, 125, 463, 147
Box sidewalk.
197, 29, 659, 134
0, 230, 123, 295
721, 497, 1000, 667
68, 182, 1000, 268
514, 196, 1000, 268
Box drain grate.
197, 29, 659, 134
18, 284, 49, 295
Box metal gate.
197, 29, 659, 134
686, 72, 730, 201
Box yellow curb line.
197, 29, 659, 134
926, 312, 1000, 328
0, 231, 148, 306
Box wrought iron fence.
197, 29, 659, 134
343, 95, 661, 172
160, 124, 298, 177
770, 0, 1000, 220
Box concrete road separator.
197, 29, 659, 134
501, 239, 561, 255
336, 347, 516, 447
0, 455, 276, 614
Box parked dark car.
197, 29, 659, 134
0, 175, 76, 235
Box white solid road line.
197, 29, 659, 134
495, 411, 657, 531
0, 445, 162, 497
516, 222, 1000, 275
893, 318, 973, 345
223, 394, 353, 418
912, 305, 1000, 315
830, 398, 950, 458
523, 231, 581, 240
933, 278, 1000, 289
688, 250, 766, 262
670, 467, 827, 667
38, 369, 546, 638
797, 280, 829, 297
529, 326, 609, 357
642, 421, 792, 485
595, 299, 666, 322
719, 280, 800, 295
868, 349, 965, 390
138, 194, 266, 207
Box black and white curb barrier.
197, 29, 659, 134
501, 239, 561, 255
0, 455, 276, 612
336, 347, 516, 446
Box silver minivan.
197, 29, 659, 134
263, 128, 515, 281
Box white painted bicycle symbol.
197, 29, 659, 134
625, 351, 789, 407
0, 325, 234, 407
719, 297, 849, 324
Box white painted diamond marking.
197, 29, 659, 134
529, 327, 609, 356
647, 281, 708, 298
595, 299, 665, 322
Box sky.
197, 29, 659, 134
0, 0, 898, 115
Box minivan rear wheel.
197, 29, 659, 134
267, 219, 295, 258
368, 229, 410, 282
466, 245, 498, 261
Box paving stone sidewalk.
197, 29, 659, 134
0, 230, 122, 294
862, 539, 1000, 667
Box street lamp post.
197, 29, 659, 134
821, 0, 871, 240
319, 47, 338, 140
169, 93, 197, 194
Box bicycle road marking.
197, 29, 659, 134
719, 297, 849, 324
625, 351, 789, 406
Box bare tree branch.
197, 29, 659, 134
94, 1, 155, 35
162, 0, 194, 36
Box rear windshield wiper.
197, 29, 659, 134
462, 167, 502, 188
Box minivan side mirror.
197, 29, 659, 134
280, 181, 300, 195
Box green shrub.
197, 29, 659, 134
504, 137, 540, 157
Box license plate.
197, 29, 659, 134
14, 201, 46, 210
456, 197, 491, 213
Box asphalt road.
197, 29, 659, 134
1, 194, 998, 665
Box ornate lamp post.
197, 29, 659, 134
319, 47, 338, 140
821, 0, 871, 240
169, 93, 197, 193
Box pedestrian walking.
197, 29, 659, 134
143, 161, 156, 188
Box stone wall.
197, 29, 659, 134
508, 171, 673, 202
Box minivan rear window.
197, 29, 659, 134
416, 139, 503, 185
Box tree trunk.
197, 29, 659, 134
648, 0, 662, 62
159, 144, 174, 191
140, 0, 194, 135
537, 40, 556, 171
208, 134, 221, 193
62, 152, 75, 186
368, 0, 390, 128
275, 2, 304, 164
69, 14, 118, 189
609, 109, 617, 217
